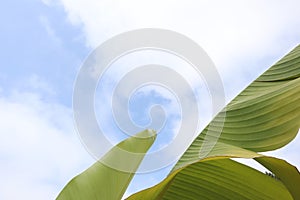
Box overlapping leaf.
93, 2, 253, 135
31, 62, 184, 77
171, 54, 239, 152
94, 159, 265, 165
128, 45, 300, 199
256, 156, 300, 199
128, 157, 296, 200
174, 45, 300, 170
127, 141, 300, 199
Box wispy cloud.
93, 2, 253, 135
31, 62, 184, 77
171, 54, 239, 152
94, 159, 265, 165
0, 88, 93, 199
39, 15, 63, 47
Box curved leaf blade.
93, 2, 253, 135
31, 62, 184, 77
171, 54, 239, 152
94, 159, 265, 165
57, 129, 156, 200
128, 158, 293, 200
175, 45, 300, 170
255, 156, 300, 200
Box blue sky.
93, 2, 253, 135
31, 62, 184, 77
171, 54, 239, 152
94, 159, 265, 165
1, 0, 300, 199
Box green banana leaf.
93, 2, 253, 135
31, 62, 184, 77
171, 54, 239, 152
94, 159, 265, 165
57, 129, 156, 200
127, 157, 297, 200
174, 44, 300, 171
128, 45, 300, 199
255, 156, 300, 199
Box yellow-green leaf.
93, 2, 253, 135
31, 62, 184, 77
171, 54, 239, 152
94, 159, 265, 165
174, 45, 300, 171
127, 158, 293, 200
57, 129, 156, 200
255, 156, 300, 200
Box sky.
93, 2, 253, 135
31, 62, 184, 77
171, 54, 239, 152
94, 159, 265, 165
0, 0, 300, 199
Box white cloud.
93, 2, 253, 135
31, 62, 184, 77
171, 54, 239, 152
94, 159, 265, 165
56, 0, 300, 102
0, 90, 93, 199
57, 0, 300, 62
41, 0, 52, 6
